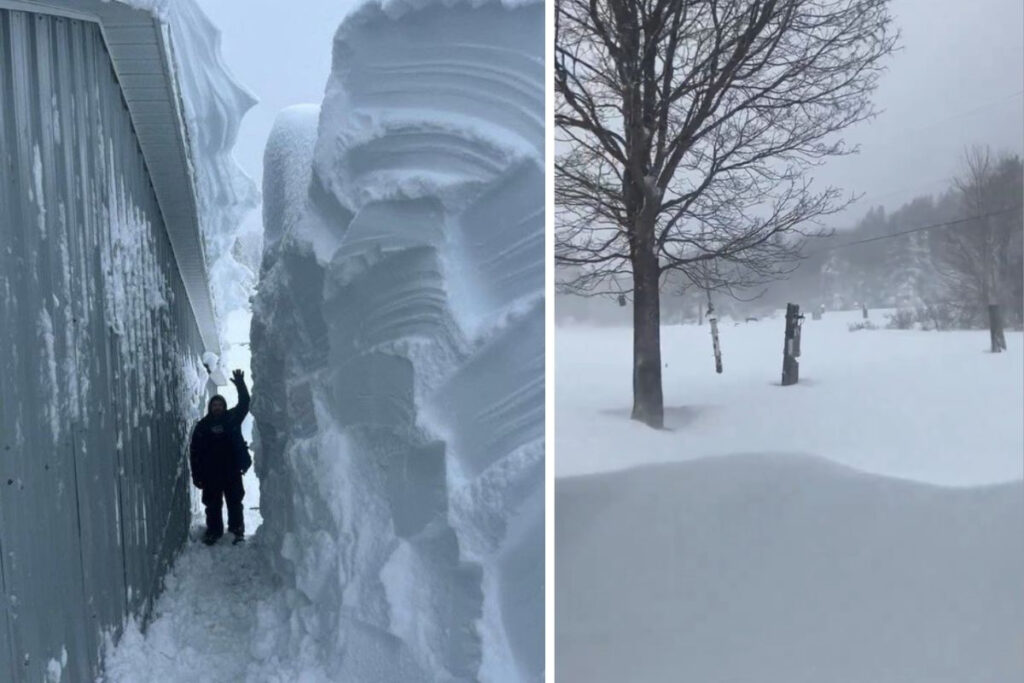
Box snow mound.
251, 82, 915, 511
556, 454, 1024, 683
251, 0, 544, 680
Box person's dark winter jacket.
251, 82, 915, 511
189, 370, 251, 540
189, 379, 251, 487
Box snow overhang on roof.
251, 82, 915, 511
0, 0, 220, 354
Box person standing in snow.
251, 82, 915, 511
189, 369, 252, 545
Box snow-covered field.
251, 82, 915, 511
557, 309, 1023, 485
555, 310, 1024, 682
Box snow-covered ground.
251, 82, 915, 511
555, 309, 1024, 682
556, 455, 1023, 683
101, 537, 274, 682
556, 309, 1023, 485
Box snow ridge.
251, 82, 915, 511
251, 1, 544, 680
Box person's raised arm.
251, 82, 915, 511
230, 369, 250, 420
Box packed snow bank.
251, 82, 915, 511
555, 455, 1024, 682
557, 310, 1023, 485
250, 0, 544, 680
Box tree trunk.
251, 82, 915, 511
989, 303, 1007, 352
631, 225, 664, 429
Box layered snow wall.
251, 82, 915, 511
251, 0, 544, 680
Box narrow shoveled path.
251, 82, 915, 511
101, 527, 273, 682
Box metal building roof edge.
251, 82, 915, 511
0, 0, 222, 355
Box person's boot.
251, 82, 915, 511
203, 529, 222, 546
229, 527, 245, 545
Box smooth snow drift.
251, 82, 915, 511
251, 1, 544, 680
556, 456, 1024, 683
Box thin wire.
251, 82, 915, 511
860, 89, 1024, 146
815, 205, 1022, 253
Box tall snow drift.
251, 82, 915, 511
251, 0, 544, 680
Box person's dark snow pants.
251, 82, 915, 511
202, 477, 245, 536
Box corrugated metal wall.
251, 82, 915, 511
0, 9, 209, 681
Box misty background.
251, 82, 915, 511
555, 0, 1023, 323
196, 0, 359, 239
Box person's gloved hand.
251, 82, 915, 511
230, 369, 245, 386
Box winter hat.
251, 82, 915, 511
208, 394, 227, 413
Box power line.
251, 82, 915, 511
834, 89, 1024, 208
817, 205, 1022, 252
864, 89, 1024, 147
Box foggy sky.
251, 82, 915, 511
818, 0, 1024, 228
198, 0, 1023, 234
195, 0, 360, 234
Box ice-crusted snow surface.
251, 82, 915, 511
556, 311, 1024, 681
249, 0, 544, 679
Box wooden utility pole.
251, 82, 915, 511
782, 303, 802, 386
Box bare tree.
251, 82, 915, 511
933, 148, 1023, 349
556, 0, 897, 427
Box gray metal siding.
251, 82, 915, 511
0, 9, 207, 681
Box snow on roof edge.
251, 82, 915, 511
117, 0, 261, 351
339, 0, 541, 30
